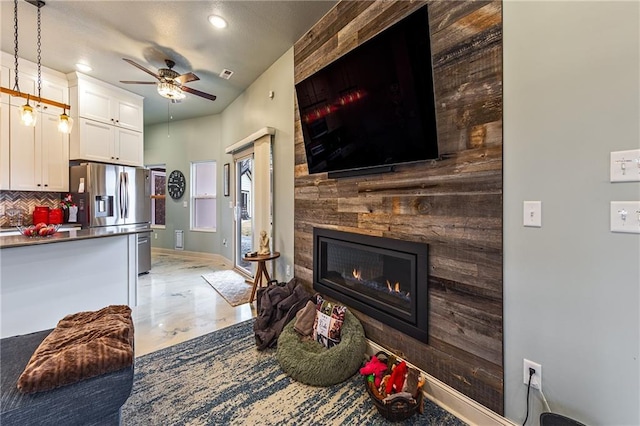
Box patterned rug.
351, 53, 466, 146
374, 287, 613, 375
201, 270, 252, 307
120, 320, 466, 425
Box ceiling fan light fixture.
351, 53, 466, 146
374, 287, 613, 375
157, 82, 186, 100
208, 15, 227, 29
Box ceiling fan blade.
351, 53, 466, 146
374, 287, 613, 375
174, 72, 200, 85
120, 81, 157, 85
122, 58, 160, 80
182, 86, 217, 101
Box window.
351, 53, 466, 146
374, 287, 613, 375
191, 161, 216, 231
150, 168, 166, 228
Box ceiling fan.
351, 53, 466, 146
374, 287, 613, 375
120, 58, 217, 102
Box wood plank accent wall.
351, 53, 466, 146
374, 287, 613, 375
293, 0, 503, 413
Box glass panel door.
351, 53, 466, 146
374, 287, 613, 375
235, 155, 254, 275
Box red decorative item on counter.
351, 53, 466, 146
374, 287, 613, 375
33, 206, 50, 225
48, 208, 63, 224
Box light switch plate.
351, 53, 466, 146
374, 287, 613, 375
611, 201, 640, 233
523, 201, 542, 227
610, 149, 640, 182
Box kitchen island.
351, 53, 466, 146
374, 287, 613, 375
0, 225, 150, 338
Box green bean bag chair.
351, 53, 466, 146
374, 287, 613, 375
276, 309, 366, 386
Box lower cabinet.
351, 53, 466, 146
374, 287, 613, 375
8, 105, 69, 192
72, 118, 142, 167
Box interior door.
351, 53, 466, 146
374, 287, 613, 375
234, 154, 254, 275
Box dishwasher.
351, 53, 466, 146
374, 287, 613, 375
137, 232, 152, 274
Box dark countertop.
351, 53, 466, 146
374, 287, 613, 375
0, 225, 152, 249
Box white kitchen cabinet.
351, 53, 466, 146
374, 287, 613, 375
75, 118, 142, 166
1, 103, 10, 191
68, 72, 144, 166
1, 65, 9, 190
79, 82, 142, 132
1, 52, 70, 192
8, 105, 69, 192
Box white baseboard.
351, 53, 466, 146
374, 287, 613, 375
366, 340, 516, 426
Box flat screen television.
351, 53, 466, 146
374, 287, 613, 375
295, 4, 438, 178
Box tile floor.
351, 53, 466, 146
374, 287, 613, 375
133, 250, 256, 357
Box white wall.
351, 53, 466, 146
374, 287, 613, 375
220, 48, 295, 281
504, 2, 640, 425
144, 114, 222, 253
144, 48, 295, 282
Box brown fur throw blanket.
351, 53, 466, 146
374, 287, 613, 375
17, 305, 134, 394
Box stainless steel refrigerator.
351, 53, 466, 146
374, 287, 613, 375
70, 162, 152, 274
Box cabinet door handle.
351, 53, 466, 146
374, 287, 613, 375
44, 184, 48, 187
37, 184, 41, 187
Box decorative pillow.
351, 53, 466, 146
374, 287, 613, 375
293, 300, 317, 337
17, 305, 134, 394
312, 295, 347, 348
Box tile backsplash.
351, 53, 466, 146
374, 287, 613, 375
0, 191, 64, 226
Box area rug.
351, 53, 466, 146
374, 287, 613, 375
201, 270, 252, 307
120, 320, 466, 425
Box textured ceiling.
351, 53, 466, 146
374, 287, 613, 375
1, 0, 337, 124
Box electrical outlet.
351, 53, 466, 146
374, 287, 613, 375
222, 238, 227, 247
154, 233, 157, 240
523, 359, 542, 390
286, 264, 291, 277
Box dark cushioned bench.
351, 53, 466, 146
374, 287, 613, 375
1, 329, 134, 426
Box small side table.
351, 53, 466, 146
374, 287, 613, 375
242, 251, 280, 303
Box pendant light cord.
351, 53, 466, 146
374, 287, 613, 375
36, 3, 42, 100
12, 0, 20, 93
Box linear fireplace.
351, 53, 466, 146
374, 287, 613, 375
313, 228, 429, 342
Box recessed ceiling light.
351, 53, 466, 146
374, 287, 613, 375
208, 15, 227, 29
75, 63, 92, 73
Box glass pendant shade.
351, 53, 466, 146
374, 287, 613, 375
157, 82, 186, 100
58, 112, 74, 134
19, 102, 38, 127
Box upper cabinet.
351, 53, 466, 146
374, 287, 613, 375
9, 105, 69, 192
67, 72, 144, 166
1, 65, 10, 190
0, 53, 70, 192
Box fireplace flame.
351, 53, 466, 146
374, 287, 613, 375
386, 280, 411, 298
386, 280, 402, 293
352, 268, 362, 281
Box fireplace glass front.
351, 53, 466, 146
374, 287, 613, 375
313, 228, 429, 342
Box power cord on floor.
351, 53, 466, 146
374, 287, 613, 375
522, 367, 535, 426
539, 387, 551, 413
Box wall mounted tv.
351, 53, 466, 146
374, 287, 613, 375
295, 4, 438, 178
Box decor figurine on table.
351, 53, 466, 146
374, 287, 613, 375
258, 230, 270, 255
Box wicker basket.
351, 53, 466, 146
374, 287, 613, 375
363, 352, 424, 422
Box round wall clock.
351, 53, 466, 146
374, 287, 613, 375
167, 170, 186, 200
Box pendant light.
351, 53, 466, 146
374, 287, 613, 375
2, 0, 72, 129
57, 108, 73, 134
12, 0, 37, 127
19, 95, 37, 126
